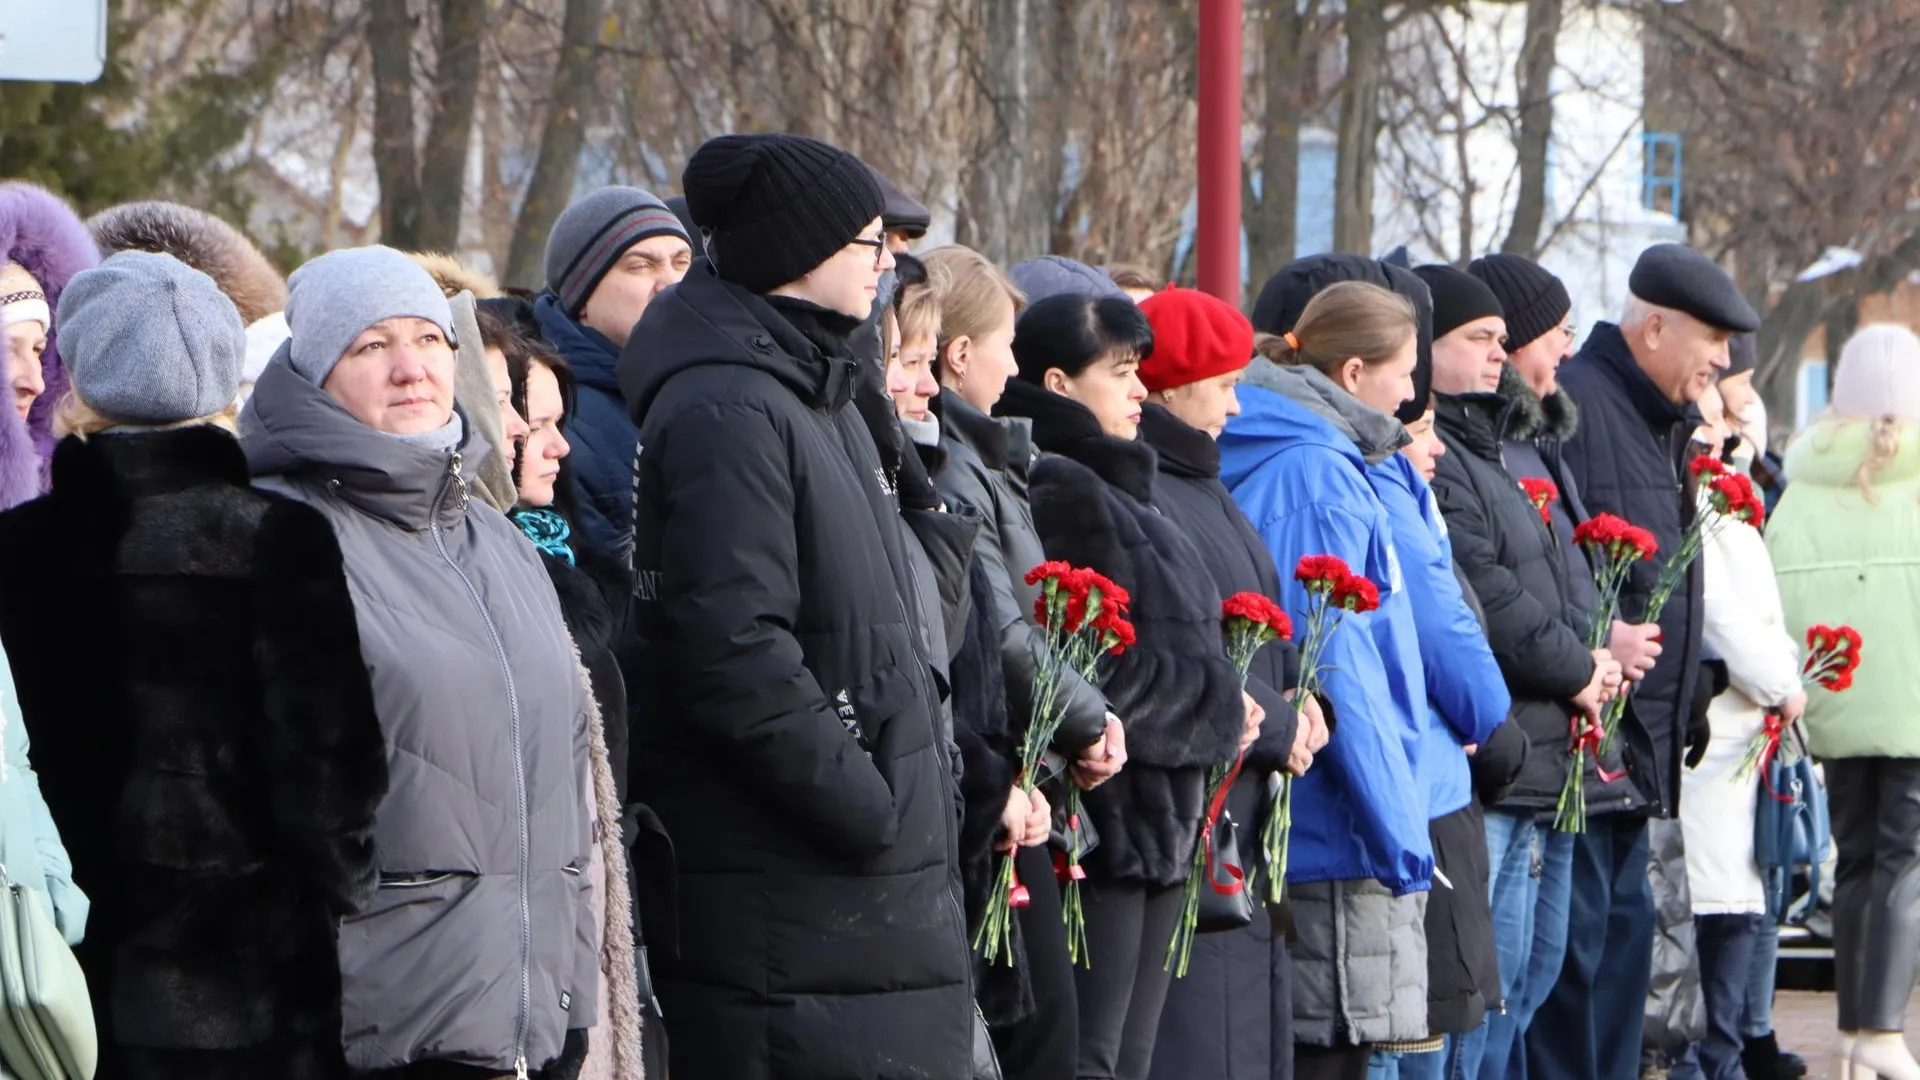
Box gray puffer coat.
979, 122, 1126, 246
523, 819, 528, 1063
242, 356, 596, 1075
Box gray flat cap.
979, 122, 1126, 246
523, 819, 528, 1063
1628, 244, 1760, 333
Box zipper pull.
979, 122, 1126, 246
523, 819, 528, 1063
515, 1053, 529, 1080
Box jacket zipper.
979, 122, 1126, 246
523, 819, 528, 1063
428, 451, 534, 1078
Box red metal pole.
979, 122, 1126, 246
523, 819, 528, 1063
1196, 0, 1243, 304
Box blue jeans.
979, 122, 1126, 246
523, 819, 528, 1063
1501, 821, 1575, 1080
1742, 904, 1780, 1038
1441, 809, 1541, 1080
1668, 914, 1763, 1080
1526, 815, 1655, 1080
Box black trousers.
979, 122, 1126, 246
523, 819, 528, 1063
1829, 757, 1920, 1032
1074, 879, 1184, 1080
1294, 1043, 1372, 1080
993, 843, 1081, 1080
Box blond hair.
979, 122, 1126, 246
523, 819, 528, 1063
920, 246, 1025, 377
895, 272, 943, 352
1262, 280, 1415, 380
54, 390, 239, 439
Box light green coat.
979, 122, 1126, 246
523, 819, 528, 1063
1768, 417, 1920, 759
0, 644, 86, 943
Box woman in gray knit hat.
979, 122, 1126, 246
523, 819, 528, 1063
241, 245, 598, 1080
0, 250, 389, 1080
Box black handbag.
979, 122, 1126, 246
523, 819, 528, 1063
1195, 809, 1256, 934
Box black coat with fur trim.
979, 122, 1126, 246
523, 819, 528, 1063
0, 427, 387, 1080
998, 380, 1246, 886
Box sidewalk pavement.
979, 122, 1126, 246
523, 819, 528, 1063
1772, 990, 1920, 1079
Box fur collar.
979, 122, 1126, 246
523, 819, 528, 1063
995, 378, 1158, 504
52, 424, 250, 502
1241, 357, 1409, 464
1139, 402, 1218, 480
1497, 362, 1580, 441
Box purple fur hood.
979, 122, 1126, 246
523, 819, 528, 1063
0, 181, 100, 477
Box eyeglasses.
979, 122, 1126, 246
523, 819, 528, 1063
847, 235, 889, 270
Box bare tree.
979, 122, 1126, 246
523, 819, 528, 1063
503, 0, 610, 288
1244, 0, 1338, 293
1500, 0, 1561, 255
1333, 0, 1386, 253
368, 0, 489, 252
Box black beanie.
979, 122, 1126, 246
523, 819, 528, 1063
1413, 264, 1505, 341
1248, 254, 1435, 425
1467, 253, 1570, 353
1726, 332, 1756, 377
681, 133, 885, 295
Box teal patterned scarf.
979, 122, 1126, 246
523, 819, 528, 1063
513, 507, 576, 566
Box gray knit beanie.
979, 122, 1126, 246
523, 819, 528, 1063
57, 250, 244, 424
285, 246, 456, 385
543, 187, 687, 316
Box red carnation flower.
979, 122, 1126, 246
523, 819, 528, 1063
1295, 554, 1353, 588
1332, 572, 1381, 613
1520, 477, 1559, 526
1104, 618, 1137, 654
1690, 455, 1728, 480
1024, 560, 1073, 587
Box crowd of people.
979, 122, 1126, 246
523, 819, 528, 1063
0, 130, 1913, 1080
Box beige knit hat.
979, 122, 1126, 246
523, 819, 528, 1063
1832, 323, 1920, 424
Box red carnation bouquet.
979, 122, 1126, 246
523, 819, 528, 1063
1734, 624, 1863, 783
974, 561, 1135, 968
1555, 513, 1658, 831
1257, 555, 1382, 900
1591, 459, 1766, 751
1521, 477, 1559, 527
1166, 592, 1293, 977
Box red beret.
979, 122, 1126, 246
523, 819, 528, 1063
1137, 286, 1255, 393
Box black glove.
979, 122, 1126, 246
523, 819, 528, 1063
1685, 660, 1730, 769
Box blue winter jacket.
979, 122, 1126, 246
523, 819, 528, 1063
535, 295, 638, 560
0, 645, 84, 944
1368, 453, 1511, 820
1218, 362, 1432, 895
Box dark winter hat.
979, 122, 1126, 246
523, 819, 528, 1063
871, 168, 931, 240
681, 133, 884, 295
1008, 255, 1126, 305
1137, 287, 1254, 393
1725, 333, 1756, 377
1467, 253, 1571, 353
1382, 263, 1436, 425
544, 186, 688, 316
1412, 264, 1505, 342
58, 250, 244, 424
1627, 243, 1760, 333
664, 196, 706, 260
1249, 253, 1389, 336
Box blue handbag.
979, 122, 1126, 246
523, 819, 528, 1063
1753, 720, 1829, 925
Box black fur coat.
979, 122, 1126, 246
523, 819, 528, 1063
0, 427, 387, 1080
997, 380, 1246, 886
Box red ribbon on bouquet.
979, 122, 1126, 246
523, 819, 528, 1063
1199, 753, 1248, 897
1008, 863, 1031, 909
1755, 713, 1794, 804
1054, 812, 1088, 885
1570, 715, 1626, 783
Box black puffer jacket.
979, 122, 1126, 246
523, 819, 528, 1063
999, 379, 1246, 886
620, 266, 970, 1080
1139, 402, 1300, 1080
1431, 389, 1638, 816
1555, 324, 1705, 817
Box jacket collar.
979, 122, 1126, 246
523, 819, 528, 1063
1583, 322, 1694, 429
1139, 402, 1219, 479
533, 294, 621, 395
620, 265, 857, 423
241, 352, 489, 532
1433, 391, 1509, 462
1497, 362, 1580, 441
51, 424, 251, 502
995, 378, 1158, 503
935, 392, 1010, 471
1240, 358, 1409, 465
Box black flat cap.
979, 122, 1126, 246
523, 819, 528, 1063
871, 168, 931, 239
1628, 243, 1760, 333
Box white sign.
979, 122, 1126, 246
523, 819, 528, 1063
0, 0, 108, 84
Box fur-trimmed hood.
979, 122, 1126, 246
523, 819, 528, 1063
0, 182, 99, 461
409, 252, 502, 299
87, 201, 287, 324
1498, 361, 1580, 442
